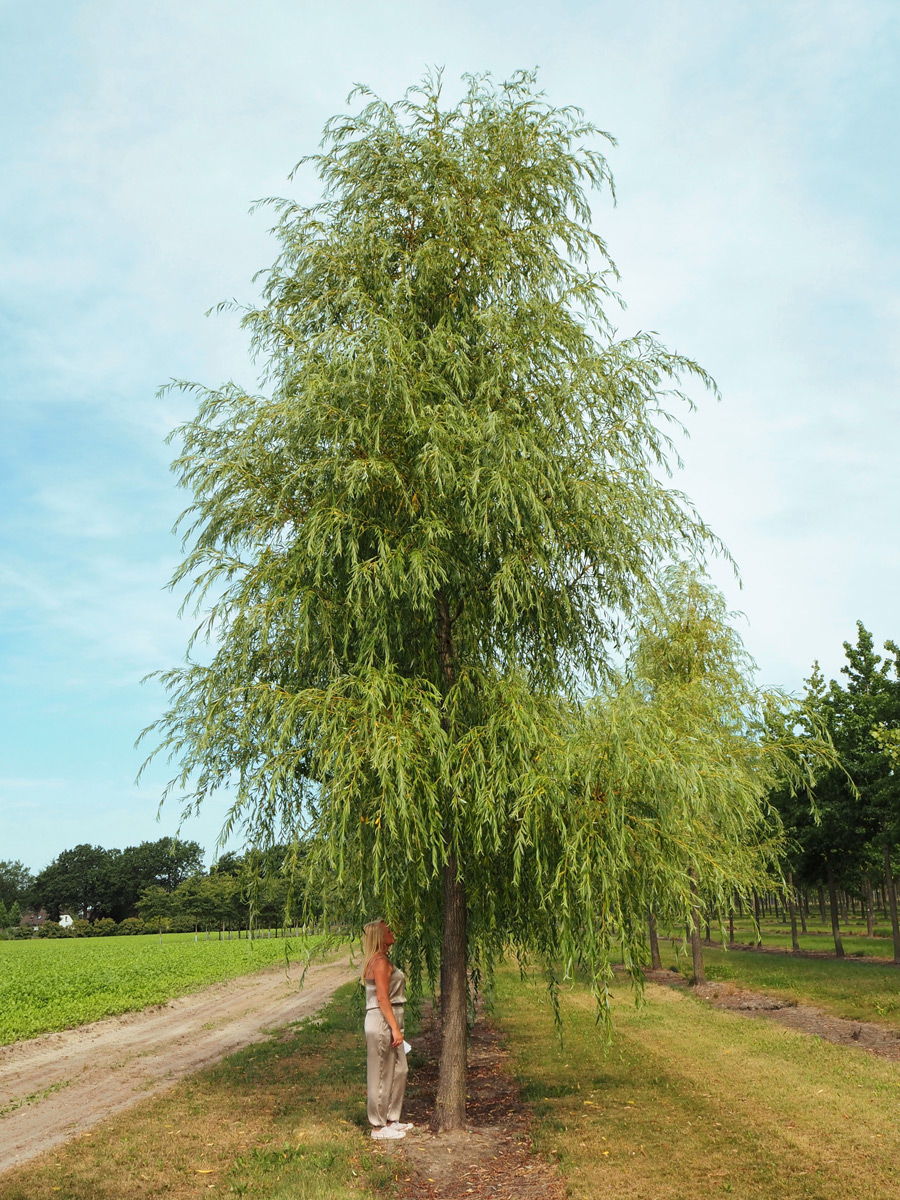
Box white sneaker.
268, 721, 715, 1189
371, 1125, 406, 1140
389, 1122, 414, 1131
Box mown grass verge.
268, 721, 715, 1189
0, 983, 408, 1200
494, 965, 900, 1200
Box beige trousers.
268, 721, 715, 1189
365, 1005, 407, 1127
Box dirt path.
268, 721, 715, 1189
643, 969, 900, 1061
382, 1003, 566, 1200
0, 955, 354, 1175
695, 980, 900, 1059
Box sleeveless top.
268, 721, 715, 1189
365, 964, 406, 1010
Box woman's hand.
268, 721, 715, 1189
390, 1027, 404, 1049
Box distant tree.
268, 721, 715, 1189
31, 844, 121, 921
0, 860, 34, 908
0, 899, 9, 929
136, 885, 172, 940
209, 850, 245, 877
119, 838, 205, 901
7, 901, 22, 928
832, 625, 900, 960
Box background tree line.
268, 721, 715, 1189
0, 840, 327, 938
767, 621, 900, 962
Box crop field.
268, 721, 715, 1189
0, 931, 328, 1045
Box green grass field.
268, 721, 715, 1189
0, 931, 327, 1045
495, 967, 900, 1200
713, 912, 899, 958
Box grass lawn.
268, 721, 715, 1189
495, 966, 900, 1200
705, 914, 898, 958
0, 983, 405, 1200
0, 932, 329, 1045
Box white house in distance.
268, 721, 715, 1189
58, 914, 74, 929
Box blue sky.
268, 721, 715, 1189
2, 0, 898, 873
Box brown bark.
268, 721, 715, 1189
865, 876, 875, 938
883, 839, 900, 965
436, 854, 468, 1130
728, 906, 734, 945
826, 861, 844, 958
434, 589, 468, 1130
689, 873, 706, 985
648, 910, 662, 970
752, 891, 762, 944
799, 890, 808, 935
786, 872, 800, 953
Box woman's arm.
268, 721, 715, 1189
372, 956, 403, 1047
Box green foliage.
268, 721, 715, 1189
146, 71, 734, 1012
36, 920, 71, 939
28, 838, 206, 924
117, 917, 145, 935
569, 566, 832, 981
0, 860, 33, 908
776, 626, 900, 894
92, 916, 118, 936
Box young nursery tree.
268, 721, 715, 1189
149, 72, 733, 1128
588, 565, 828, 985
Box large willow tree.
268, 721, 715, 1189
149, 72, 734, 1129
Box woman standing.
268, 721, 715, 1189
362, 919, 411, 1140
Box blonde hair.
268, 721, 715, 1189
360, 919, 388, 982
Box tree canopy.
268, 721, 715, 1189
146, 71, 791, 1127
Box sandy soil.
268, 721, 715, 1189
380, 1004, 566, 1200
0, 955, 353, 1175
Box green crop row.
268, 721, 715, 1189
0, 931, 329, 1045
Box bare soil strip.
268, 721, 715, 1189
698, 981, 900, 1059
0, 956, 353, 1175
384, 1005, 566, 1200
643, 969, 900, 1060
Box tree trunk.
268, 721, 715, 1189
752, 891, 762, 944
787, 872, 800, 953
648, 910, 662, 970
817, 887, 826, 924
799, 891, 808, 935
865, 877, 875, 938
826, 861, 844, 958
689, 874, 706, 985
728, 906, 734, 945
434, 589, 468, 1131
436, 854, 468, 1130
883, 839, 900, 965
